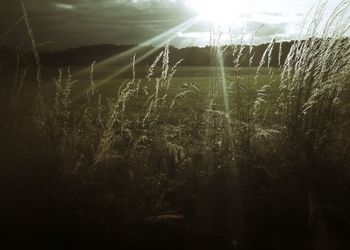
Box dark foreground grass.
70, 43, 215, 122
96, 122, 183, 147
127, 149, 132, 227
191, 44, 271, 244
0, 63, 349, 249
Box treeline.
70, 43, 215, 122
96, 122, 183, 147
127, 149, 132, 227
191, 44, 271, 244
0, 38, 349, 68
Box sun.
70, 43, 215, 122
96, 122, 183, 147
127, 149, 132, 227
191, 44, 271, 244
186, 0, 251, 24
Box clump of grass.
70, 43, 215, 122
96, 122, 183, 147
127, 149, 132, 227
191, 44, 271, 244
277, 0, 350, 164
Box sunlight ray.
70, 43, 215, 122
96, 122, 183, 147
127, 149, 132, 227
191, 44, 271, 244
218, 52, 230, 119
75, 17, 199, 78
74, 17, 199, 99
217, 46, 234, 148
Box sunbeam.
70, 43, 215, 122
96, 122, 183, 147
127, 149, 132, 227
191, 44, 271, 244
74, 16, 199, 99
75, 16, 199, 78
216, 46, 234, 149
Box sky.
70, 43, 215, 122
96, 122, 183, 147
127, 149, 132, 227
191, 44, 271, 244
0, 0, 349, 51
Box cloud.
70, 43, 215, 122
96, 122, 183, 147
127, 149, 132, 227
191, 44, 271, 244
246, 22, 288, 36
0, 0, 194, 50
0, 0, 349, 50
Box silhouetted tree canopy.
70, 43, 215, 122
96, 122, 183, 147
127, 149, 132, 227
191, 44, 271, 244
1, 38, 348, 69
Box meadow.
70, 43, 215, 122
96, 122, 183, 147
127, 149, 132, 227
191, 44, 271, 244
1, 0, 350, 249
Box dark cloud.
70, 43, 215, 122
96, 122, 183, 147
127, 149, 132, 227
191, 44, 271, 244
246, 21, 288, 36
0, 0, 194, 50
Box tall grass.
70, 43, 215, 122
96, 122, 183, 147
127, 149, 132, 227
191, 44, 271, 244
1, 0, 350, 245
277, 1, 350, 166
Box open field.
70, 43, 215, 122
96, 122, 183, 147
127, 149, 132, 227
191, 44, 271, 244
3, 65, 282, 114
1, 58, 350, 248
1, 0, 350, 248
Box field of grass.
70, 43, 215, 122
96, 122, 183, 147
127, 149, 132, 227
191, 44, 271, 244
1, 0, 350, 249
5, 65, 281, 127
